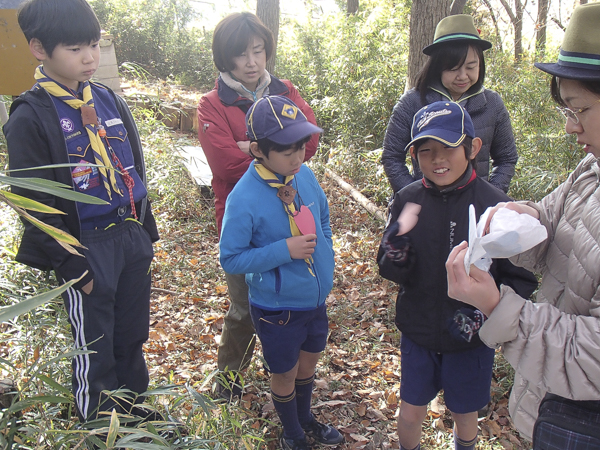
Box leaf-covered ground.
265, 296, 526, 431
143, 127, 527, 449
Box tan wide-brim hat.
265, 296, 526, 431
535, 3, 600, 80
423, 14, 492, 55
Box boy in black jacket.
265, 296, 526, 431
3, 0, 159, 422
377, 101, 536, 450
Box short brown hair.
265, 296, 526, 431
212, 12, 274, 72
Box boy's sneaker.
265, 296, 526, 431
279, 434, 311, 450
302, 418, 344, 446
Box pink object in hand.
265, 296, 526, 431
294, 205, 316, 236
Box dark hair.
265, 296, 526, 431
18, 0, 101, 57
415, 43, 486, 103
251, 136, 311, 159
550, 76, 600, 107
212, 12, 274, 73
412, 136, 475, 171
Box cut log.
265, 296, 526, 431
324, 169, 386, 222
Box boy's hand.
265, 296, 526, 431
382, 223, 412, 266
287, 235, 317, 259
237, 141, 251, 155
448, 308, 487, 342
81, 280, 94, 295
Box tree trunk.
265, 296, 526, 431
482, 0, 503, 51
498, 0, 524, 62
407, 0, 451, 89
450, 0, 467, 15
535, 0, 549, 54
347, 0, 359, 15
514, 0, 524, 61
256, 0, 280, 75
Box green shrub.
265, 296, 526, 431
486, 51, 583, 201
90, 0, 216, 90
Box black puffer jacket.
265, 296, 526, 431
381, 85, 518, 193
378, 170, 537, 353
3, 84, 159, 289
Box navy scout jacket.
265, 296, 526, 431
4, 83, 159, 289
378, 171, 537, 353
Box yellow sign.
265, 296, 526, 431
0, 8, 38, 96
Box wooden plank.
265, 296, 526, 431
0, 8, 38, 95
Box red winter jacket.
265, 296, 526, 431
197, 75, 319, 235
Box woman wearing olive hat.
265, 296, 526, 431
382, 15, 518, 193
446, 3, 600, 445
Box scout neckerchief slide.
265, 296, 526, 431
34, 66, 121, 200
254, 163, 316, 276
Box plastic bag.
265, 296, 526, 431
464, 205, 548, 274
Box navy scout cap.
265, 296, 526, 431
405, 101, 475, 151
246, 95, 323, 146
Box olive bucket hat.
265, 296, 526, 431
423, 14, 492, 55
535, 3, 600, 81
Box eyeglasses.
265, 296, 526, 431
556, 98, 600, 124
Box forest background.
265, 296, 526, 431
0, 0, 587, 448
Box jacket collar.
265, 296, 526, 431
428, 82, 486, 111
217, 73, 289, 107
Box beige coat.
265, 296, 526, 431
479, 154, 600, 441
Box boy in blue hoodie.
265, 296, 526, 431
219, 95, 342, 450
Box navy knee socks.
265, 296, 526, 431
271, 389, 304, 441
295, 374, 315, 427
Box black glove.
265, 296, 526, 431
382, 221, 412, 267
448, 308, 487, 342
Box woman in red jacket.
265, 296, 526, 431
197, 12, 319, 400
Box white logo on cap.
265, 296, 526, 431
417, 109, 452, 131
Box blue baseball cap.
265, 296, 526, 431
246, 95, 323, 145
405, 101, 475, 151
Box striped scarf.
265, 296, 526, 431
34, 66, 121, 199
254, 163, 315, 276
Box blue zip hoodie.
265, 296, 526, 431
219, 162, 335, 311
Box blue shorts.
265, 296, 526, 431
249, 303, 328, 374
399, 335, 495, 414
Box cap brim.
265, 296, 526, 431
267, 121, 323, 146
534, 62, 600, 81
405, 130, 466, 151
423, 38, 492, 55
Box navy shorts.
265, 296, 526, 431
249, 303, 328, 374
399, 335, 495, 414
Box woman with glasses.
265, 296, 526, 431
446, 3, 600, 445
381, 15, 518, 194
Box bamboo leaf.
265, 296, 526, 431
5, 162, 111, 173
55, 237, 85, 256
0, 191, 66, 214
18, 209, 86, 248
0, 175, 108, 204
0, 276, 81, 323
106, 409, 119, 447
3, 196, 85, 251
35, 374, 73, 396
